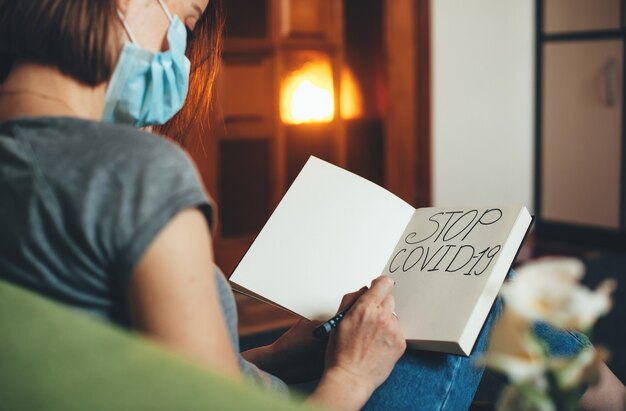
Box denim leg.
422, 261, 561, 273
361, 269, 593, 410
362, 298, 503, 411
533, 322, 591, 357
292, 271, 591, 408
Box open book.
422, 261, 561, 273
230, 157, 533, 356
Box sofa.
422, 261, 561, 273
0, 280, 319, 411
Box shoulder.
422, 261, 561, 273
17, 117, 199, 186
11, 117, 191, 167
73, 122, 209, 208
14, 117, 213, 226
2, 117, 215, 287
29, 119, 214, 279
84, 121, 192, 167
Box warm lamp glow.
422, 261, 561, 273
281, 61, 335, 124
281, 61, 365, 124
340, 67, 363, 120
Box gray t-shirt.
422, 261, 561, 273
0, 116, 286, 393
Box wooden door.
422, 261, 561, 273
543, 0, 621, 33
541, 40, 623, 229
538, 0, 625, 236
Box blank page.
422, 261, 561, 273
230, 156, 415, 320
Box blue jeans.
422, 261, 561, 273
360, 289, 590, 410
361, 297, 502, 410
286, 271, 590, 410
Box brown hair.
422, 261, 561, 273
155, 0, 224, 147
0, 0, 120, 86
0, 0, 224, 147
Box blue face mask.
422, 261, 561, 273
102, 0, 191, 127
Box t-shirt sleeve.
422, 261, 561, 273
106, 137, 214, 288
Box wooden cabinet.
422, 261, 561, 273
188, 0, 430, 334
280, 0, 338, 39
212, 0, 347, 276
537, 0, 626, 244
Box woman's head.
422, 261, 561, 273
0, 0, 224, 140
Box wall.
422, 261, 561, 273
432, 0, 535, 211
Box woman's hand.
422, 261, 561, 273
311, 276, 406, 410
242, 318, 326, 383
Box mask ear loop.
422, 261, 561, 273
156, 0, 174, 22
116, 9, 139, 44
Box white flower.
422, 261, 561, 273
501, 258, 616, 331
477, 309, 546, 384
479, 352, 546, 384
483, 257, 617, 410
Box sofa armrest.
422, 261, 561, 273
0, 280, 321, 411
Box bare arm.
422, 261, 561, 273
128, 209, 240, 379
240, 319, 326, 384
130, 213, 401, 409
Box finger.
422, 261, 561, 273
337, 286, 368, 312
360, 276, 395, 305
379, 294, 395, 313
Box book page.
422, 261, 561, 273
382, 206, 531, 354
230, 156, 415, 320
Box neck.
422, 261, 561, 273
0, 63, 107, 122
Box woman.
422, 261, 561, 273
0, 1, 621, 410
0, 0, 405, 409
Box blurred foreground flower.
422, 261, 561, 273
479, 257, 617, 411
477, 309, 545, 384
501, 258, 616, 332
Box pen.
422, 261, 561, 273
313, 300, 357, 338
313, 284, 380, 338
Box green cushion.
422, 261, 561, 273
0, 280, 319, 411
